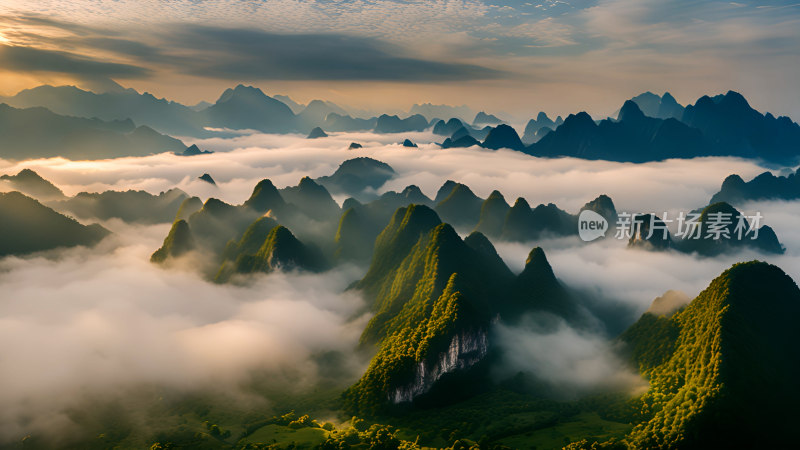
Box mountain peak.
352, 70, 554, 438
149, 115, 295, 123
720, 173, 746, 190
482, 124, 524, 151
720, 90, 750, 109
627, 260, 800, 448
198, 173, 216, 185
524, 247, 553, 274
216, 84, 268, 104
244, 178, 285, 212
434, 180, 458, 203
487, 190, 505, 201
150, 219, 195, 263
307, 126, 328, 139
564, 111, 596, 128
511, 197, 531, 210
618, 100, 646, 121
473, 111, 503, 125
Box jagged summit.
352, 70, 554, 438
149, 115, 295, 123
617, 100, 646, 122
178, 144, 213, 156
473, 111, 503, 125
198, 173, 216, 185
214, 84, 270, 104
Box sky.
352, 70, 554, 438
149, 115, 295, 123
0, 1, 799, 122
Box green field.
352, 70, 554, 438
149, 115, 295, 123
241, 424, 330, 448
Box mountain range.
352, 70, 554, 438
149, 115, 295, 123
342, 204, 586, 413
4, 84, 800, 165
3, 155, 798, 447
430, 91, 800, 165
524, 91, 800, 164
710, 168, 800, 205
4, 161, 786, 267
0, 103, 186, 160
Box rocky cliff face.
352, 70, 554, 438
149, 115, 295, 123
390, 328, 489, 404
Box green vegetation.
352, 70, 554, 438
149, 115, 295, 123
151, 219, 196, 263
623, 261, 800, 448
435, 183, 483, 228
176, 196, 204, 220
216, 224, 327, 282
244, 179, 287, 213
334, 207, 378, 263
345, 204, 517, 413
346, 204, 577, 415
474, 190, 510, 238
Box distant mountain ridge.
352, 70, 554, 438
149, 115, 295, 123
524, 91, 800, 164
710, 168, 800, 204
0, 103, 186, 160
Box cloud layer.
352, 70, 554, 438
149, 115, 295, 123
0, 220, 370, 442
1, 133, 799, 443
1, 1, 799, 118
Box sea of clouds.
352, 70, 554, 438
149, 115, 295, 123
1, 131, 798, 441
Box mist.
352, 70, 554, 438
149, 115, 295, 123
492, 314, 648, 399
0, 130, 770, 214
1, 131, 798, 443
0, 220, 370, 443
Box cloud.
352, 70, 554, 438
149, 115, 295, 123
164, 25, 506, 82
0, 130, 771, 212
494, 199, 800, 320
0, 11, 109, 36
0, 220, 370, 443
0, 44, 151, 78
1, 131, 799, 442
492, 314, 647, 398
2, 1, 799, 118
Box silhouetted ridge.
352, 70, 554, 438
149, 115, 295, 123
481, 124, 524, 151
710, 169, 800, 204
0, 168, 65, 200
307, 127, 328, 139
617, 100, 645, 122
